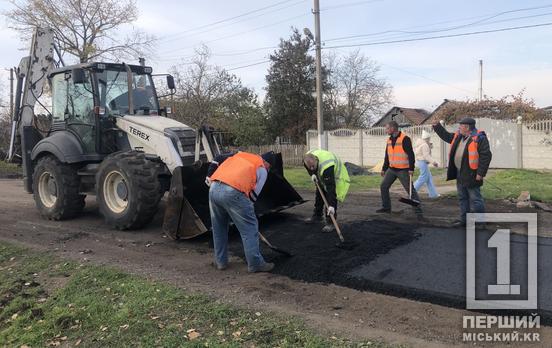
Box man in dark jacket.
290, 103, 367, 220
433, 117, 492, 227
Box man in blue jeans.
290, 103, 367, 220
433, 118, 492, 227
208, 151, 275, 272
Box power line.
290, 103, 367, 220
321, 0, 383, 11
159, 0, 300, 41
160, 0, 307, 44
226, 60, 271, 71
325, 4, 552, 43
380, 63, 474, 95
323, 22, 552, 49
158, 13, 309, 56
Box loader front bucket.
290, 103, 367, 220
162, 153, 305, 240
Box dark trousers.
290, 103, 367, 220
314, 187, 337, 222
380, 168, 422, 214
457, 182, 485, 223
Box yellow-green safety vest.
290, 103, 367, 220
307, 149, 350, 202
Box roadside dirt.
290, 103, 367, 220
0, 179, 551, 347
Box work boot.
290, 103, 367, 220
376, 208, 391, 213
212, 262, 228, 271
322, 224, 335, 233
305, 214, 324, 224
249, 262, 275, 273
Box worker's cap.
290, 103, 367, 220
421, 130, 431, 139
261, 151, 276, 167
458, 117, 476, 125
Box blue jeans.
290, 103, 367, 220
414, 160, 439, 198
457, 182, 485, 223
209, 181, 266, 272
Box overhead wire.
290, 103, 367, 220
324, 3, 552, 43
158, 0, 301, 41
322, 22, 552, 49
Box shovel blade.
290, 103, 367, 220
398, 196, 421, 207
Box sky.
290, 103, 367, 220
1, 0, 552, 112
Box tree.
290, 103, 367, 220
168, 47, 267, 145
325, 50, 392, 128
264, 28, 324, 143
5, 0, 155, 63
429, 91, 547, 124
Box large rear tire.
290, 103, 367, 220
96, 151, 162, 230
32, 156, 85, 220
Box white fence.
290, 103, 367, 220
306, 118, 552, 170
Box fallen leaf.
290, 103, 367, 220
11, 313, 18, 320
60, 337, 67, 341
20, 345, 30, 348
217, 330, 224, 336
120, 324, 129, 330
255, 312, 261, 317
232, 331, 241, 338
150, 316, 160, 320
75, 339, 82, 346
100, 326, 108, 332
187, 331, 201, 340
186, 328, 196, 333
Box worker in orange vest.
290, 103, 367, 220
378, 121, 425, 220
208, 151, 276, 273
433, 117, 492, 227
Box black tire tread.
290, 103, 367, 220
32, 156, 85, 220
97, 151, 162, 230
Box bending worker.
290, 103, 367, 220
208, 151, 276, 273
378, 121, 424, 220
303, 149, 350, 233
433, 117, 492, 227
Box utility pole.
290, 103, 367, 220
9, 68, 14, 122
313, 0, 325, 149
478, 59, 483, 101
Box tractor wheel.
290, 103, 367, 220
32, 155, 85, 220
96, 151, 162, 230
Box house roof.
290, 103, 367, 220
422, 99, 456, 124
374, 106, 430, 126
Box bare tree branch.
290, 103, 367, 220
4, 0, 156, 63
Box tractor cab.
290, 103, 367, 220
47, 62, 174, 155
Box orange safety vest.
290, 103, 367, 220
387, 132, 410, 169
210, 152, 265, 196
450, 131, 483, 170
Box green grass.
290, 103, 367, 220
0, 161, 21, 177
284, 167, 448, 191
482, 169, 552, 203
0, 242, 397, 347
284, 167, 552, 203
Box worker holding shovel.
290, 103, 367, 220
303, 150, 350, 233
378, 121, 425, 220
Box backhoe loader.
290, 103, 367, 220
8, 27, 304, 239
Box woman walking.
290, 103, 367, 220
414, 130, 440, 198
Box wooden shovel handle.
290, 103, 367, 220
314, 180, 345, 242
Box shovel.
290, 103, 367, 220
259, 232, 293, 257
398, 173, 421, 207
313, 180, 355, 249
